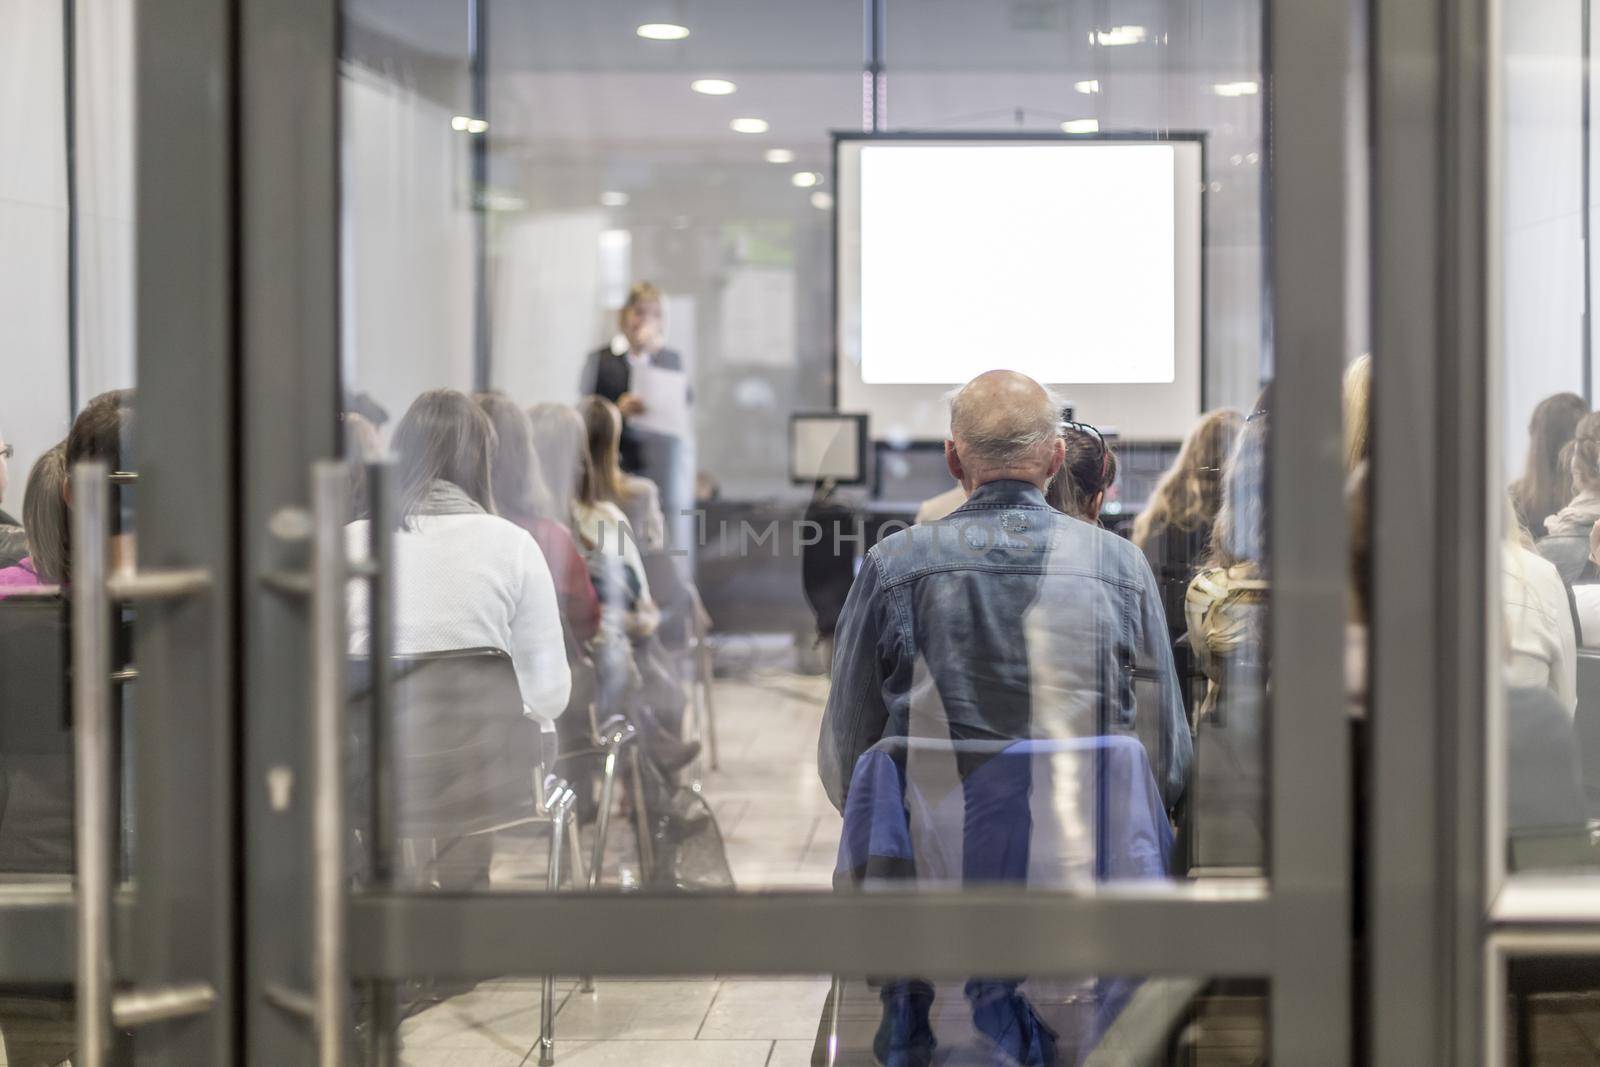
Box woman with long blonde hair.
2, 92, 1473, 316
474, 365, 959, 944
1132, 408, 1244, 551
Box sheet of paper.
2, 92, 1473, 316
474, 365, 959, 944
629, 362, 690, 436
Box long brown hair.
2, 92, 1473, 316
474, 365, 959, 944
23, 444, 68, 582
1511, 392, 1587, 529
577, 395, 626, 506
527, 403, 589, 528
474, 391, 551, 524
391, 389, 497, 528
1131, 408, 1245, 548
1569, 410, 1600, 499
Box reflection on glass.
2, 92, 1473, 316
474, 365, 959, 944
1505, 957, 1600, 1064
362, 971, 1265, 1066
338, 0, 1274, 896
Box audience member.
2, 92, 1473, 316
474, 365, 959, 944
818, 369, 1192, 809
579, 396, 666, 552
346, 389, 571, 723
1505, 498, 1578, 717
1537, 411, 1600, 583
1131, 409, 1245, 718
0, 425, 23, 568
0, 444, 67, 594
1045, 420, 1119, 521
1186, 393, 1271, 725
528, 403, 698, 774
476, 392, 600, 645
1512, 392, 1587, 535
913, 483, 966, 524
65, 389, 135, 574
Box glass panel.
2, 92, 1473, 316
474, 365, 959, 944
1505, 957, 1600, 1064
338, 0, 1277, 896
0, 984, 77, 1066
0, 0, 136, 890
1493, 0, 1600, 878
361, 971, 1266, 1065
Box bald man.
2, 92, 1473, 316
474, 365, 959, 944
818, 370, 1192, 810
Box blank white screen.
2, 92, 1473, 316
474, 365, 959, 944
855, 142, 1176, 386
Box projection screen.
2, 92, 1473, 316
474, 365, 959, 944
835, 134, 1204, 442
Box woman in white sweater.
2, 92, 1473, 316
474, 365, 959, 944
347, 389, 571, 724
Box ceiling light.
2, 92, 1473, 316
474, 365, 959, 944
1061, 119, 1100, 134
451, 115, 470, 131
730, 117, 769, 134
764, 148, 796, 164
466, 118, 488, 134
1213, 81, 1260, 97
1074, 80, 1101, 94
811, 191, 834, 210
691, 78, 736, 95
1093, 25, 1147, 46
600, 190, 630, 207
636, 23, 689, 40
791, 171, 821, 188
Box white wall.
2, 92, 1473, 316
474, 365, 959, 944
1501, 0, 1587, 479
74, 0, 135, 402
0, 0, 74, 505
340, 62, 476, 432
490, 210, 605, 407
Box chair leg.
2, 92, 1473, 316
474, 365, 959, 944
698, 642, 720, 771
589, 749, 620, 890
565, 809, 586, 890
539, 971, 557, 1066
629, 747, 655, 883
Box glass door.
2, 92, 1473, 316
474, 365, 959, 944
238, 0, 1359, 1064
0, 0, 238, 1063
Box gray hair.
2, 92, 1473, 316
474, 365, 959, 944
947, 376, 1063, 468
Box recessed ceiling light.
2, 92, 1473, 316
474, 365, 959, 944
810, 191, 834, 210
1213, 81, 1260, 97
730, 117, 769, 134
451, 115, 470, 131
465, 118, 488, 134
764, 148, 796, 164
1061, 119, 1100, 134
600, 190, 630, 207
691, 78, 736, 95
1074, 80, 1101, 94
636, 23, 689, 40
791, 171, 821, 188
1093, 25, 1147, 46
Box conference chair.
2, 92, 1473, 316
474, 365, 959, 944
347, 648, 586, 1064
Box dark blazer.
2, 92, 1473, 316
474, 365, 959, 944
580, 346, 684, 472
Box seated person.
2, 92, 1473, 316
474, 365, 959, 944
0, 444, 67, 595
346, 389, 571, 724
819, 369, 1192, 810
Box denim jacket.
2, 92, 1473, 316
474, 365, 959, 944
818, 479, 1193, 811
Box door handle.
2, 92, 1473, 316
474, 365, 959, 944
309, 460, 350, 1067
70, 462, 217, 1067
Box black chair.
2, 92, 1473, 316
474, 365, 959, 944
0, 594, 73, 875
1573, 652, 1600, 823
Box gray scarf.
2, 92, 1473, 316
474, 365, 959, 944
1544, 491, 1600, 538
417, 479, 486, 517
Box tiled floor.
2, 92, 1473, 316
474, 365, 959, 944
402, 668, 840, 1066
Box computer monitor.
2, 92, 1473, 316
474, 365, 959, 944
789, 413, 869, 486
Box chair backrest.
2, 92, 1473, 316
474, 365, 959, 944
1506, 684, 1592, 870
1572, 651, 1600, 821
0, 595, 74, 873
837, 735, 1173, 889
348, 647, 536, 840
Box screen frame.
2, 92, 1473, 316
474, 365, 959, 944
788, 411, 870, 487
830, 129, 1208, 441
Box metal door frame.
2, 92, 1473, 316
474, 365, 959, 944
232, 1, 1354, 1064
0, 0, 240, 1061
